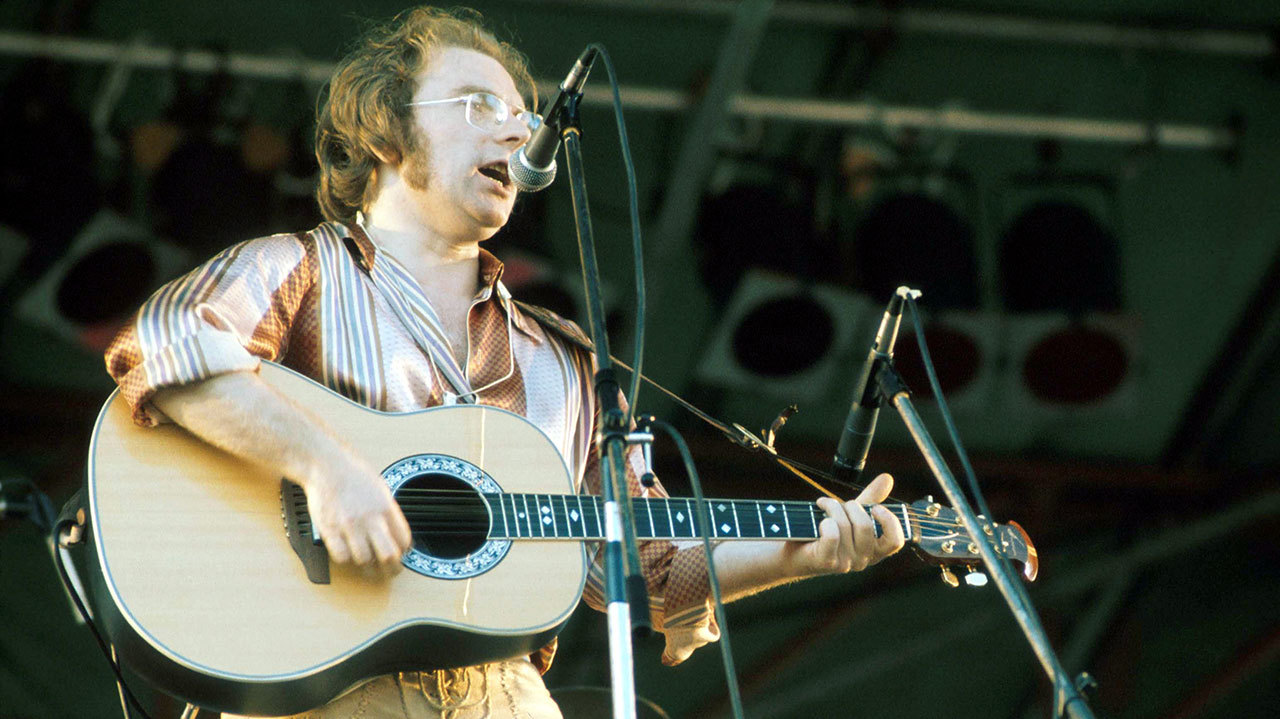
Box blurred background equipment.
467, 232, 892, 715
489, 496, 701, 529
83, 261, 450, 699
836, 118, 982, 311
0, 225, 30, 291
1, 2, 1278, 718
696, 269, 871, 404
14, 210, 190, 352
0, 60, 102, 281
890, 307, 999, 414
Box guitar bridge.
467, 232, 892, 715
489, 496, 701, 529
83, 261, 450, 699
281, 479, 330, 584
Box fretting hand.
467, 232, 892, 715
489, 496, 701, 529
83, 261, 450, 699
784, 473, 906, 577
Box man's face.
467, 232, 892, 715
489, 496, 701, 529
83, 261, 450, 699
402, 47, 531, 241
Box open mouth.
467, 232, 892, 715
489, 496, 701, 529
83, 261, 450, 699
478, 161, 511, 187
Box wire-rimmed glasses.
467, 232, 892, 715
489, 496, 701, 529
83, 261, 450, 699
406, 92, 542, 134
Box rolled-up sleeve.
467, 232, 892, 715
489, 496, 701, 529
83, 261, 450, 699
578, 431, 719, 666
104, 233, 314, 425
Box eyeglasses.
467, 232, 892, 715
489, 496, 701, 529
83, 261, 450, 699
406, 92, 543, 134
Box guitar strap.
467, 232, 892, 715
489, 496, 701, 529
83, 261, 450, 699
512, 301, 846, 500
334, 233, 845, 498
513, 300, 740, 438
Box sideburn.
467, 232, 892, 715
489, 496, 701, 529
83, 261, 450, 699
401, 125, 433, 192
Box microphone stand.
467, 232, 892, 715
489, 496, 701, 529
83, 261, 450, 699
864, 312, 1098, 719
557, 90, 649, 719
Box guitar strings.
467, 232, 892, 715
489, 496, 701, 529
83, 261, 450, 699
392, 484, 943, 520
386, 506, 970, 536
390, 497, 966, 531
388, 501, 968, 534
311, 504, 974, 539
386, 491, 971, 533
391, 485, 954, 521
294, 489, 971, 536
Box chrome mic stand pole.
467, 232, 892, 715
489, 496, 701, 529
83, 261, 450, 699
868, 292, 1097, 719
559, 91, 647, 719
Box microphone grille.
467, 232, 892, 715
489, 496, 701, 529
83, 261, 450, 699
508, 152, 557, 193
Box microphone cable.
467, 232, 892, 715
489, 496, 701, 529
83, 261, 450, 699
583, 43, 646, 424
581, 44, 746, 719
903, 297, 1040, 618
650, 419, 747, 719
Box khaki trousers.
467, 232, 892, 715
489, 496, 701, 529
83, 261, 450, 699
223, 658, 563, 719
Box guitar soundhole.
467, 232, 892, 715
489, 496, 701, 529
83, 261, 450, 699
396, 472, 489, 560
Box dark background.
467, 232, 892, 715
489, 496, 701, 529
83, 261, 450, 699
2, 1, 1279, 717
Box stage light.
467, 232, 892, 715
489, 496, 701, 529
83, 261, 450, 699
16, 210, 191, 352
995, 164, 1135, 412
891, 309, 999, 413
1002, 313, 1141, 415
855, 190, 981, 307
693, 168, 829, 307
996, 162, 1121, 313
838, 125, 981, 311
0, 225, 29, 294
697, 270, 872, 404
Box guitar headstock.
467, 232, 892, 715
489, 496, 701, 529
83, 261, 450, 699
905, 497, 1039, 587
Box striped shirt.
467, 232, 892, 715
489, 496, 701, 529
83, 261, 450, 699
103, 221, 717, 669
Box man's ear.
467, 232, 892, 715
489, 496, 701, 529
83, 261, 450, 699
369, 142, 399, 166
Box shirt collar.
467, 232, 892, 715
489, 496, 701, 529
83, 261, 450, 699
343, 216, 542, 342
485, 253, 543, 341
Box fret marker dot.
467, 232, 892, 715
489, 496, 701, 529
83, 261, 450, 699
721, 523, 731, 534
542, 516, 552, 525
771, 523, 780, 533
518, 512, 525, 519
766, 505, 776, 513
570, 510, 580, 521
676, 511, 685, 522
540, 505, 550, 514
717, 503, 727, 512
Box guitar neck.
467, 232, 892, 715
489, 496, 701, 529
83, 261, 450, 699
484, 493, 910, 542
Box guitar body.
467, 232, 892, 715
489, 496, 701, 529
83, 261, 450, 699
86, 362, 588, 715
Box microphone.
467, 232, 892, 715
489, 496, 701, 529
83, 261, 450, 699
507, 46, 599, 192
832, 286, 915, 481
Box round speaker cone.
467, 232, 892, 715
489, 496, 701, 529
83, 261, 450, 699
893, 324, 981, 398
56, 241, 157, 325
1023, 326, 1128, 404
731, 294, 835, 378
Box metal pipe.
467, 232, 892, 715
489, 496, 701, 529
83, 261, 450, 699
0, 30, 1236, 150
504, 0, 1274, 58
744, 488, 1280, 717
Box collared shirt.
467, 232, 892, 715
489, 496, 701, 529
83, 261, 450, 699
104, 221, 718, 668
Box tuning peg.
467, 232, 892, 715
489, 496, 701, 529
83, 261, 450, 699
940, 566, 959, 587
964, 567, 988, 587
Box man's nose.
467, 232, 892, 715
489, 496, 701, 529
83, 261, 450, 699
500, 116, 532, 147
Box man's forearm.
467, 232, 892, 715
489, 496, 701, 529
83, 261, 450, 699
706, 483, 907, 604
150, 369, 363, 488
150, 369, 413, 569
710, 540, 810, 603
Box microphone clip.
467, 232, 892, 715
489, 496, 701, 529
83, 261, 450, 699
630, 414, 658, 489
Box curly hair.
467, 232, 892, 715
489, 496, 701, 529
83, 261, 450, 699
315, 7, 535, 224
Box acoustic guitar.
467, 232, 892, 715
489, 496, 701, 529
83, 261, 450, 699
84, 361, 1036, 715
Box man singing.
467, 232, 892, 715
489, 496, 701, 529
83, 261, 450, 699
105, 7, 904, 717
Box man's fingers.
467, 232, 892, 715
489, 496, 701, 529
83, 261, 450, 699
817, 497, 854, 572
855, 473, 894, 505
389, 507, 413, 553
844, 500, 878, 570
323, 529, 352, 564
870, 504, 906, 556
342, 525, 373, 565
370, 520, 406, 570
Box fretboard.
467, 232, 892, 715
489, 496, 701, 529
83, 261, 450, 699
482, 494, 909, 542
